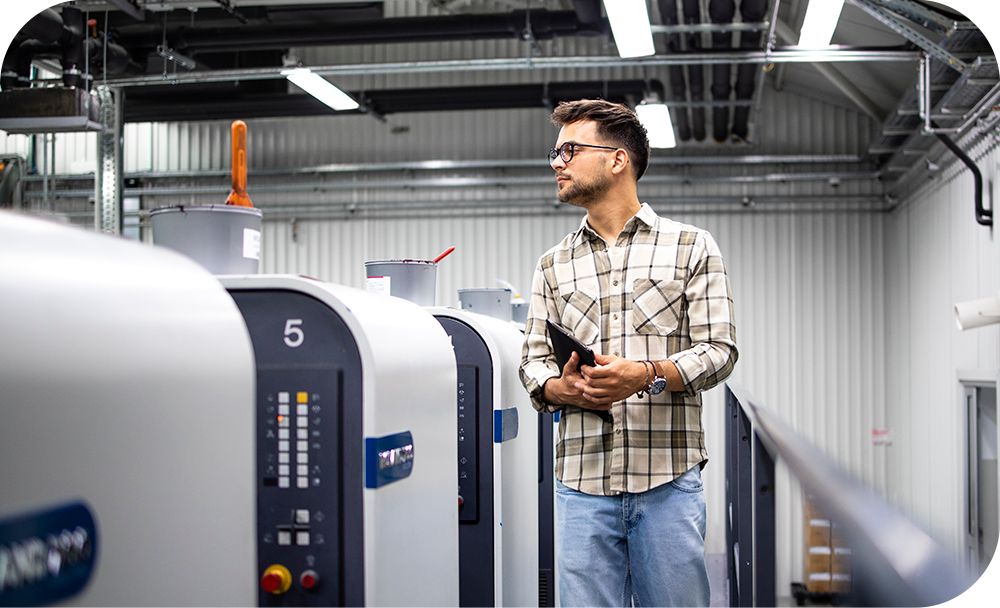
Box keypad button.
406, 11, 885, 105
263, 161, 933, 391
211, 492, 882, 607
278, 441, 289, 452
296, 477, 309, 489
279, 477, 290, 489
278, 453, 290, 464
278, 429, 289, 440
297, 453, 309, 464
278, 530, 292, 545
279, 465, 290, 476
294, 510, 310, 525
297, 392, 308, 404
297, 429, 308, 440
278, 404, 289, 416
297, 465, 308, 476
278, 392, 290, 404
297, 405, 308, 416
297, 417, 309, 428
295, 531, 310, 546
296, 441, 308, 452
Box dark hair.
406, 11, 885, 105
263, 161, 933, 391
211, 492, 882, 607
550, 99, 650, 180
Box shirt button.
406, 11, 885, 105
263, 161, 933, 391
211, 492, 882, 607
613, 280, 619, 286
613, 351, 620, 356
613, 313, 619, 320
615, 428, 622, 434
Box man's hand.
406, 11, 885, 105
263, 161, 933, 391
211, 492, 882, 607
542, 352, 613, 411
578, 353, 647, 405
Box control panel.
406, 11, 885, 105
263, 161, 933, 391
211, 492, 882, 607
229, 289, 365, 607
433, 315, 495, 608
457, 365, 479, 523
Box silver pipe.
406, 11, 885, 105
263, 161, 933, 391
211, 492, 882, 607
105, 50, 924, 87
749, 0, 784, 135
25, 171, 882, 199
650, 22, 769, 35
22, 154, 867, 182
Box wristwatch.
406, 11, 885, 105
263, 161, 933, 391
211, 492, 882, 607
636, 360, 668, 398
646, 360, 667, 395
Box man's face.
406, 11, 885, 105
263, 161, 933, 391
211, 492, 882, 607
550, 121, 616, 207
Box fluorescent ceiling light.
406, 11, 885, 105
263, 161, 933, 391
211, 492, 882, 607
603, 0, 655, 58
636, 103, 676, 149
797, 0, 845, 48
281, 68, 359, 111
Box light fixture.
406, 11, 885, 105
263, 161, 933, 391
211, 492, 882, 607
636, 101, 677, 149
955, 292, 1000, 330
281, 68, 359, 111
797, 0, 846, 48
603, 0, 655, 58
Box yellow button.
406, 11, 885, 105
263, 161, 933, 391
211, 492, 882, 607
297, 392, 308, 404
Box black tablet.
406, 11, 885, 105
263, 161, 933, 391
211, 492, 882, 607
546, 319, 597, 370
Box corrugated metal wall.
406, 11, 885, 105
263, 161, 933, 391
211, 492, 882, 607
2, 77, 890, 596
885, 138, 1000, 560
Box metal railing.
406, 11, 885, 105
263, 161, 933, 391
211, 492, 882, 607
724, 383, 972, 606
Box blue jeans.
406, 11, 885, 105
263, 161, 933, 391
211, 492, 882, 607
556, 466, 709, 607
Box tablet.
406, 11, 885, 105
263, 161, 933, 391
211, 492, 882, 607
546, 319, 597, 370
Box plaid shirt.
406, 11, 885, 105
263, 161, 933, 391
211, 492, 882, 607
519, 203, 738, 495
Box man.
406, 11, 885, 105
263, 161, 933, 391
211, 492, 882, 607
519, 99, 738, 607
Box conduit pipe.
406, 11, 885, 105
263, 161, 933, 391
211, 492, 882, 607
656, 0, 693, 141
732, 0, 769, 140
709, 0, 736, 142
932, 123, 992, 227
681, 0, 707, 140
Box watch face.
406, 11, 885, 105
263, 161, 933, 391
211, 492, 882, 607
649, 377, 667, 395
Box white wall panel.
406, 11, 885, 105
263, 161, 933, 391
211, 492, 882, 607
255, 199, 886, 597
885, 139, 1000, 560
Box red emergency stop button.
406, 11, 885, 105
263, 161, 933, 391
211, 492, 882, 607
261, 564, 292, 595
300, 569, 320, 590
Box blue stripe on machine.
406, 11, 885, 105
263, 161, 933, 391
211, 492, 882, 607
0, 501, 98, 606
365, 431, 415, 489
493, 407, 519, 443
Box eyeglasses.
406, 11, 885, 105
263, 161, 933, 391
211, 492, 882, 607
548, 141, 619, 164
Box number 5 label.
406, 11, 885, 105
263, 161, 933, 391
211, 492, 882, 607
284, 319, 304, 348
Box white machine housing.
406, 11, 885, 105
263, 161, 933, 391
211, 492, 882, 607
222, 276, 459, 606
429, 307, 539, 607
0, 212, 256, 606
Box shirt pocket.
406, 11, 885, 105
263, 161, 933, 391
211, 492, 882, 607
631, 278, 685, 336
559, 290, 600, 346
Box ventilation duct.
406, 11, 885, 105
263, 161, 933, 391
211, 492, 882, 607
709, 0, 736, 142
656, 0, 692, 142
732, 0, 769, 140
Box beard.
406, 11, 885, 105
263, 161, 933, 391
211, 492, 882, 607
556, 173, 612, 207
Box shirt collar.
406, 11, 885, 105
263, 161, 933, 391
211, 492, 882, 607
572, 202, 656, 246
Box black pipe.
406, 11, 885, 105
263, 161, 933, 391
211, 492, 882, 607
123, 79, 660, 123
86, 38, 134, 77
681, 0, 706, 141
732, 0, 769, 140
933, 126, 992, 227
23, 8, 64, 45
709, 0, 735, 142
572, 0, 603, 25
59, 7, 87, 89
656, 0, 692, 142
149, 10, 607, 54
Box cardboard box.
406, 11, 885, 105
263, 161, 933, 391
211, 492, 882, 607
806, 572, 832, 593
805, 545, 832, 574
805, 518, 831, 546
832, 546, 852, 574
832, 572, 851, 594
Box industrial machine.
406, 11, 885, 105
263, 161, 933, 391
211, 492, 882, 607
0, 212, 256, 606
429, 307, 539, 608
221, 275, 459, 607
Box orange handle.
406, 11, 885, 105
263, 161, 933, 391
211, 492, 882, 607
226, 120, 254, 207
432, 246, 456, 264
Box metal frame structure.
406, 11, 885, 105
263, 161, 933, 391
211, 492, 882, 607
724, 383, 972, 607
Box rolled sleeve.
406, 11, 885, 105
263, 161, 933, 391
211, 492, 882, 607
668, 231, 738, 396
519, 255, 564, 413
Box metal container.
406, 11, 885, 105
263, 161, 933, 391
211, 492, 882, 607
365, 259, 437, 306
150, 205, 262, 275
459, 288, 512, 322
511, 301, 528, 325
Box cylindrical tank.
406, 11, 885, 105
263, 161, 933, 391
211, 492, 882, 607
458, 288, 512, 322
150, 204, 262, 274
364, 260, 437, 306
